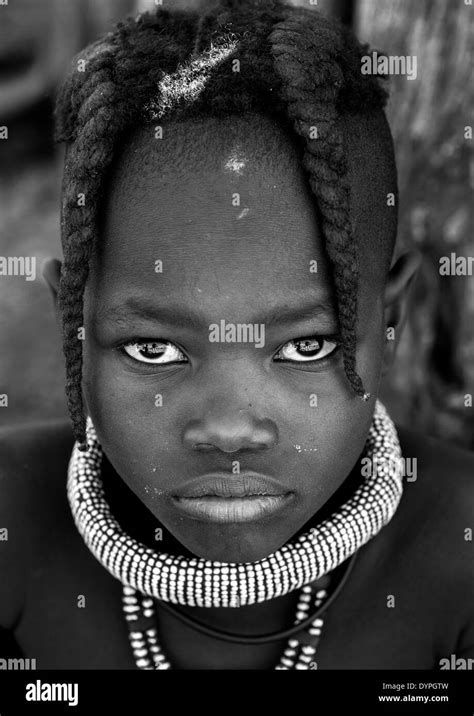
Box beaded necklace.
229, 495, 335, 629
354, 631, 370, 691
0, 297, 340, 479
123, 580, 329, 669
121, 553, 359, 669
67, 400, 404, 670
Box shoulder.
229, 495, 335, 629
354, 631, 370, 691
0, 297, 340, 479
396, 424, 474, 529
0, 419, 74, 627
393, 425, 474, 650
0, 417, 74, 463
0, 418, 74, 510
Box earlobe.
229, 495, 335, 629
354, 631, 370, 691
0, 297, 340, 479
385, 250, 421, 300
384, 250, 421, 322
42, 258, 62, 317
42, 258, 62, 298
381, 250, 421, 375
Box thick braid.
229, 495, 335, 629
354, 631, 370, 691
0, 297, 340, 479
58, 41, 123, 449
271, 10, 376, 398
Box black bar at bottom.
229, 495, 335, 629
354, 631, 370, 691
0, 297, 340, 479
0, 670, 472, 715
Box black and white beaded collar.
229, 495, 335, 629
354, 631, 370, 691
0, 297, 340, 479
67, 400, 403, 608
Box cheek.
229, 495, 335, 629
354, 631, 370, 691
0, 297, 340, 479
282, 321, 386, 510
284, 394, 375, 514
81, 347, 178, 496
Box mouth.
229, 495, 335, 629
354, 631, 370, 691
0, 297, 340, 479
172, 472, 294, 523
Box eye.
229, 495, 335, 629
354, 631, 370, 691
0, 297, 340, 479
274, 336, 340, 363
121, 340, 187, 364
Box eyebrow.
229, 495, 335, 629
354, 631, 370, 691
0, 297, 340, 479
97, 294, 338, 330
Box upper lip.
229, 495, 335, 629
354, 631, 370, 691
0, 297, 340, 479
173, 472, 291, 499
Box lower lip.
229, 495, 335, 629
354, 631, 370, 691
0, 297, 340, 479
173, 494, 292, 523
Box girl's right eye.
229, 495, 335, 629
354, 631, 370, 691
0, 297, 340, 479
121, 340, 188, 364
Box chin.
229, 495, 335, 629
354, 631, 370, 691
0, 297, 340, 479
169, 523, 291, 564
161, 492, 299, 562
193, 546, 274, 563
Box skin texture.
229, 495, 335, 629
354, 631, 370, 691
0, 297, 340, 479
44, 113, 420, 565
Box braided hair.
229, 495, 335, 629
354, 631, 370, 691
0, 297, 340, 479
55, 0, 389, 450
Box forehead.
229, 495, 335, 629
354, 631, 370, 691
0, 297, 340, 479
89, 115, 338, 317
87, 111, 394, 317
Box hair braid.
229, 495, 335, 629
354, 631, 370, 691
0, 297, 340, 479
270, 9, 383, 398
58, 48, 124, 449
55, 0, 389, 447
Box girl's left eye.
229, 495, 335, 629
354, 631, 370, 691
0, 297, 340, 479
274, 336, 339, 363
121, 340, 187, 364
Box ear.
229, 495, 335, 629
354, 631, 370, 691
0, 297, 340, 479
381, 250, 421, 376
42, 258, 62, 325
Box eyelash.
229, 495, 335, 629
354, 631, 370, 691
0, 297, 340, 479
274, 335, 341, 365
120, 340, 187, 365
118, 335, 341, 367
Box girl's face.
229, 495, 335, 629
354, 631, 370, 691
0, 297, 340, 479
82, 119, 387, 563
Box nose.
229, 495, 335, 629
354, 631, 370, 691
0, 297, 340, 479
182, 410, 278, 453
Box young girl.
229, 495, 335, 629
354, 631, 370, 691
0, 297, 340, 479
1, 0, 473, 671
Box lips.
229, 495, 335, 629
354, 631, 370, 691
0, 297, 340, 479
172, 472, 294, 523
174, 472, 289, 499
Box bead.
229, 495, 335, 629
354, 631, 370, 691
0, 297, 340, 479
136, 658, 152, 668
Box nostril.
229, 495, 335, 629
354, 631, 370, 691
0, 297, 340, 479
192, 441, 268, 453
183, 417, 278, 452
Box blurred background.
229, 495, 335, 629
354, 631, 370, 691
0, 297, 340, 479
0, 0, 472, 447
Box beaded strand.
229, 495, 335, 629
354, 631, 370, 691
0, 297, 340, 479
122, 581, 329, 670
